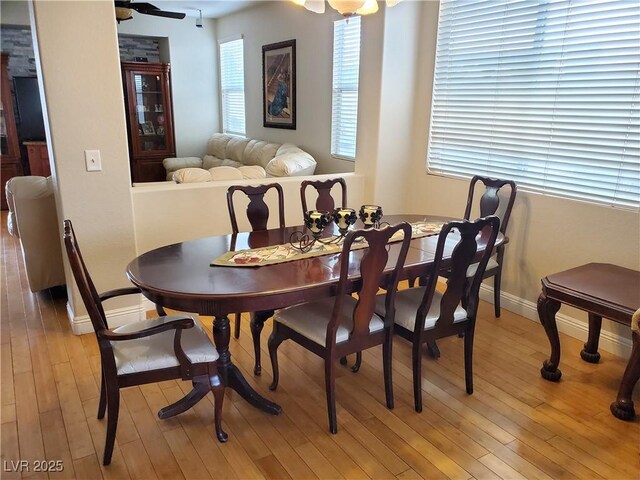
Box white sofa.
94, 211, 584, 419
163, 133, 317, 182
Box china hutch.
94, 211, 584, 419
1, 53, 23, 210
121, 62, 175, 183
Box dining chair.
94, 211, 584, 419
376, 216, 500, 412
451, 175, 517, 318
268, 222, 413, 433
62, 220, 227, 465
300, 177, 347, 214
300, 177, 362, 370
227, 183, 285, 374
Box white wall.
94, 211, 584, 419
215, 1, 355, 175
0, 0, 30, 25
30, 0, 138, 327
118, 13, 219, 157
131, 173, 365, 254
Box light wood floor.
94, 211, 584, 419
1, 214, 638, 480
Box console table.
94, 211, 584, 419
537, 263, 640, 420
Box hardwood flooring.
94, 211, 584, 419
1, 212, 638, 479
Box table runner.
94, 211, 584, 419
211, 221, 443, 267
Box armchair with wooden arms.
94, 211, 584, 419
63, 220, 227, 465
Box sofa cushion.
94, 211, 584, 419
162, 157, 203, 181
266, 151, 317, 177
173, 168, 212, 183
238, 165, 267, 179
226, 137, 251, 163
208, 166, 243, 181
243, 140, 280, 168
206, 133, 232, 159
220, 158, 243, 168
202, 155, 223, 169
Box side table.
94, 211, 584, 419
537, 263, 640, 420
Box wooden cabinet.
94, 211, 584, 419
121, 62, 175, 183
1, 53, 23, 210
24, 141, 50, 177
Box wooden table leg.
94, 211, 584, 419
213, 314, 282, 415
537, 291, 562, 381
580, 313, 602, 363
610, 330, 639, 420
250, 310, 275, 376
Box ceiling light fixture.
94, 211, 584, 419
292, 0, 402, 17
196, 9, 203, 28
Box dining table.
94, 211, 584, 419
126, 214, 503, 415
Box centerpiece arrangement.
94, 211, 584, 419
289, 205, 383, 253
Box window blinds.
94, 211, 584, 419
219, 38, 246, 136
332, 16, 362, 160
428, 0, 640, 208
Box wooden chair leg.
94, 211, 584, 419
97, 370, 106, 419
325, 358, 338, 434
208, 366, 228, 442
494, 270, 502, 318
464, 327, 475, 394
268, 325, 285, 391
352, 351, 362, 372
251, 310, 274, 376
103, 383, 119, 465
426, 341, 440, 358
383, 332, 394, 409
412, 341, 423, 413
234, 313, 241, 339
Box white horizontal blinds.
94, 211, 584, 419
332, 16, 362, 159
428, 0, 640, 208
220, 38, 246, 136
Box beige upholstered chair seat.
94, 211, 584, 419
111, 316, 219, 375
376, 288, 467, 331
466, 256, 499, 278
274, 296, 384, 347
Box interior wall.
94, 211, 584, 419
0, 0, 30, 25
406, 1, 640, 343
215, 1, 355, 175
117, 13, 219, 157
30, 0, 138, 317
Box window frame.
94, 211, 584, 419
218, 35, 246, 137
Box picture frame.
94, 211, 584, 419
156, 125, 165, 135
262, 39, 296, 129
141, 121, 155, 135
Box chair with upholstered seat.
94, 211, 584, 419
454, 176, 517, 318
300, 177, 347, 214
63, 220, 227, 465
376, 216, 500, 412
268, 222, 412, 433
227, 183, 285, 374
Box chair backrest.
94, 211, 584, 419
300, 177, 347, 214
226, 183, 285, 233
464, 176, 517, 235
417, 216, 500, 332
327, 222, 412, 346
63, 220, 110, 334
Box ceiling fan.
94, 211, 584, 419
114, 1, 186, 23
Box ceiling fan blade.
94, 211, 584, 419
115, 2, 186, 20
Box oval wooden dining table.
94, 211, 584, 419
126, 214, 503, 415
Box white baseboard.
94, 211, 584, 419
67, 301, 147, 335
479, 284, 632, 359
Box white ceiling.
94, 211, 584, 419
149, 1, 262, 19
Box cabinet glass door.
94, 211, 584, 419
134, 73, 167, 152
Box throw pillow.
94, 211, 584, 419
172, 168, 212, 183
208, 166, 243, 181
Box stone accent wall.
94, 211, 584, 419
118, 36, 161, 63
0, 26, 37, 78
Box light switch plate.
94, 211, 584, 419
85, 150, 102, 172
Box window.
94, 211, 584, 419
331, 16, 361, 160
428, 0, 640, 208
219, 37, 246, 136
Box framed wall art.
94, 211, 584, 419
262, 39, 296, 129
